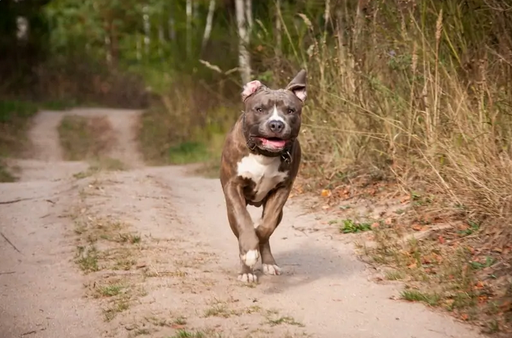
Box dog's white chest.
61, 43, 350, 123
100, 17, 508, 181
237, 154, 288, 202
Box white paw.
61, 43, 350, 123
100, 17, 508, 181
241, 249, 260, 268
262, 264, 282, 275
238, 272, 258, 283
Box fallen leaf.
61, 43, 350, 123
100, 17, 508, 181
438, 235, 446, 244
171, 324, 186, 329
460, 313, 469, 321
475, 281, 485, 289
385, 218, 393, 225
371, 222, 380, 229
408, 262, 417, 269
412, 224, 423, 231
499, 300, 512, 312
400, 195, 411, 203
321, 189, 331, 197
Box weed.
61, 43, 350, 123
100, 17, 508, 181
96, 284, 124, 298
172, 316, 187, 326
469, 256, 496, 270
203, 304, 231, 318
169, 330, 205, 338
401, 290, 441, 306
338, 219, 372, 234
457, 221, 481, 237
76, 246, 99, 273
103, 300, 130, 322
385, 270, 404, 281
265, 315, 304, 327
134, 328, 152, 336
0, 162, 17, 182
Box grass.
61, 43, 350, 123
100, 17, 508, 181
71, 193, 146, 322
95, 284, 124, 298
401, 289, 441, 306
75, 245, 99, 273
264, 309, 304, 328
362, 220, 510, 331
168, 330, 206, 338
335, 219, 373, 234
0, 100, 38, 181
73, 157, 126, 179
137, 103, 226, 177
58, 115, 116, 161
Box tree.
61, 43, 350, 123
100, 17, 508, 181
235, 0, 253, 84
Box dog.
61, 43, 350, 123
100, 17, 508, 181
220, 70, 307, 283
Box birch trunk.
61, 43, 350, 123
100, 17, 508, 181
235, 0, 252, 83
275, 0, 282, 55
143, 5, 150, 56
202, 0, 216, 51
186, 0, 193, 57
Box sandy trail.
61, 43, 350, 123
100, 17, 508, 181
0, 108, 485, 338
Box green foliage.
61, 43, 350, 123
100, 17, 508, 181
0, 100, 38, 123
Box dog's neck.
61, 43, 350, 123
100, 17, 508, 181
242, 111, 294, 164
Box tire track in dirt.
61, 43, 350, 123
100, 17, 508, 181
1, 108, 487, 338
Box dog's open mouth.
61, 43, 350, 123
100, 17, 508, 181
256, 137, 286, 150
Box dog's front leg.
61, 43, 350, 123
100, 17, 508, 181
224, 180, 260, 282
256, 186, 292, 276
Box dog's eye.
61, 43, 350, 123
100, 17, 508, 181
287, 107, 296, 114
255, 107, 263, 113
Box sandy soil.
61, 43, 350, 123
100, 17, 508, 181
0, 108, 487, 338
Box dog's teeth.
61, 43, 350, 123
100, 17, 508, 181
262, 264, 282, 275
242, 249, 260, 268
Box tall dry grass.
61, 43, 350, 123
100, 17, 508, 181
261, 0, 512, 245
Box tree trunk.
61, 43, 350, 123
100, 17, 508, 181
201, 0, 216, 52
143, 5, 150, 56
235, 0, 251, 83
275, 0, 282, 56
186, 0, 193, 57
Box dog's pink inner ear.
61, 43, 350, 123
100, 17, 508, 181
242, 80, 262, 101
292, 87, 307, 102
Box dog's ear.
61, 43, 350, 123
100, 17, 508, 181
241, 80, 263, 101
286, 69, 307, 102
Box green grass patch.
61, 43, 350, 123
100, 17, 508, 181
0, 162, 17, 182
137, 104, 227, 173
401, 289, 441, 306
336, 219, 373, 234
168, 141, 210, 164
0, 100, 39, 181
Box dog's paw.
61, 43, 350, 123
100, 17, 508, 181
238, 272, 258, 283
240, 249, 260, 268
262, 264, 282, 276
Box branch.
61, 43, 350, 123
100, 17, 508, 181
1, 231, 22, 255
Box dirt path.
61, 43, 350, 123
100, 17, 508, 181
0, 108, 486, 338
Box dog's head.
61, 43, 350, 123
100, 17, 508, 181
241, 70, 307, 155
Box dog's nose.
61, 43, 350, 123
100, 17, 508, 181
269, 120, 285, 133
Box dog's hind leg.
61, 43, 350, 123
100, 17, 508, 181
257, 188, 290, 275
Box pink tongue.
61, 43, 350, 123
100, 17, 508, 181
262, 138, 286, 148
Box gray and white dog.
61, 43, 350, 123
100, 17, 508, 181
220, 70, 307, 282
